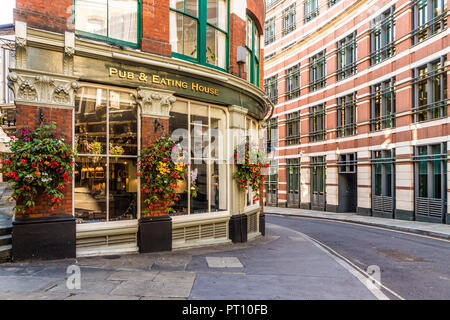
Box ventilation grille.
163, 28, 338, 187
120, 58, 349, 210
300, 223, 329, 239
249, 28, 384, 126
416, 197, 444, 218
173, 221, 228, 245
76, 225, 138, 251
247, 212, 258, 234
373, 195, 394, 213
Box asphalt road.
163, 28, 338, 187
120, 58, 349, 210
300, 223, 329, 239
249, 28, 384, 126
267, 214, 450, 300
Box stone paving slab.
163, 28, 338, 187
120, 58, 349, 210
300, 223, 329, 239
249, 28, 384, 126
110, 278, 194, 298
264, 206, 450, 240
48, 279, 121, 295
0, 276, 59, 292
64, 293, 140, 300
0, 291, 70, 300
107, 270, 159, 281
206, 257, 244, 268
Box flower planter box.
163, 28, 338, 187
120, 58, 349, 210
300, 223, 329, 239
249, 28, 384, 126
12, 216, 76, 261
229, 214, 247, 243
138, 215, 172, 253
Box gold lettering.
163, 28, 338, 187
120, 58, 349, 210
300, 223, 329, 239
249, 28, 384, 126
109, 67, 118, 77
139, 73, 148, 82
152, 75, 160, 84
160, 78, 167, 86
127, 72, 134, 80
175, 80, 182, 88
192, 83, 199, 91
118, 70, 127, 78
182, 82, 188, 89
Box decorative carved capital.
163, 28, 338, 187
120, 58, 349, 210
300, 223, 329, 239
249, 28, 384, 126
136, 87, 176, 118
8, 69, 80, 108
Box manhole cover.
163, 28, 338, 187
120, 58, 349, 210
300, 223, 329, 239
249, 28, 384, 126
102, 255, 121, 260
374, 249, 431, 262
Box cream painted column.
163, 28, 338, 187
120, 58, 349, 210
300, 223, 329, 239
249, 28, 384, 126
135, 87, 177, 119
229, 105, 248, 215
300, 155, 311, 209
357, 149, 371, 216
395, 145, 415, 220
326, 152, 338, 212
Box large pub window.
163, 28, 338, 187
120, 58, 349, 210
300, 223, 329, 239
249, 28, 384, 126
414, 143, 447, 222
75, 0, 140, 48
169, 99, 229, 215
412, 56, 447, 123
371, 150, 395, 216
170, 0, 229, 71
74, 86, 139, 223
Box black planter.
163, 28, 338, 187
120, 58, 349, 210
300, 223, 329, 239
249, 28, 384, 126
259, 213, 265, 236
229, 214, 247, 243
12, 216, 76, 261
138, 216, 172, 253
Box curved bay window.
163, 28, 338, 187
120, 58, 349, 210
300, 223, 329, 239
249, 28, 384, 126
74, 86, 139, 223
170, 0, 229, 71
74, 0, 140, 47
169, 99, 229, 215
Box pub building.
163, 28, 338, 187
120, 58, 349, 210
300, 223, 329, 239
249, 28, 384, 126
8, 0, 272, 260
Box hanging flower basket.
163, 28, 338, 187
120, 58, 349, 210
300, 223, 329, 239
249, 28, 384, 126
138, 136, 188, 217
0, 123, 75, 216
233, 143, 269, 201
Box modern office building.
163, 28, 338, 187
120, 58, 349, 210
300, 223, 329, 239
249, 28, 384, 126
6, 0, 271, 260
263, 0, 449, 224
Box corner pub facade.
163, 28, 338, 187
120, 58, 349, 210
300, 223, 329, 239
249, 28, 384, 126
8, 0, 272, 260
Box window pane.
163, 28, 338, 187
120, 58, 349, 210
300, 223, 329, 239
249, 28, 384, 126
75, 87, 108, 155
211, 162, 227, 212
207, 0, 227, 30
109, 158, 138, 221
75, 0, 107, 36
109, 90, 138, 156
206, 26, 226, 69
108, 0, 138, 43
170, 12, 198, 58
186, 0, 199, 16
191, 163, 208, 213
74, 156, 108, 223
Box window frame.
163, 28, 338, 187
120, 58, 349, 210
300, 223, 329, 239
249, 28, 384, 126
246, 15, 261, 86
285, 63, 301, 101
411, 0, 447, 45
412, 56, 447, 123
370, 78, 396, 131
74, 0, 142, 49
265, 75, 278, 105
266, 117, 278, 153
170, 0, 230, 72
370, 6, 396, 66
309, 50, 326, 92
337, 32, 357, 81
265, 17, 276, 46
304, 0, 319, 24
337, 92, 357, 137
285, 111, 300, 146
283, 3, 297, 36
309, 103, 326, 142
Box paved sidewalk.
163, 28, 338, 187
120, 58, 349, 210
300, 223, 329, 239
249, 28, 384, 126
0, 223, 383, 300
264, 206, 450, 240
0, 212, 12, 229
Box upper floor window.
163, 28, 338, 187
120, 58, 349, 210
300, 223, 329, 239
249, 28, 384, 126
370, 6, 395, 66
370, 78, 396, 131
266, 117, 278, 153
285, 64, 301, 101
265, 17, 276, 45
309, 104, 325, 142
337, 93, 357, 137
170, 0, 229, 71
265, 75, 278, 105
309, 50, 326, 92
413, 56, 447, 122
75, 0, 140, 47
285, 111, 300, 145
246, 16, 261, 86
412, 0, 447, 44
337, 32, 357, 81
328, 0, 341, 7
283, 4, 296, 36
304, 0, 319, 23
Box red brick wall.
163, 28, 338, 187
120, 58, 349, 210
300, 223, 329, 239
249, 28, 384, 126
15, 105, 73, 219
141, 0, 171, 57
14, 0, 73, 33
229, 13, 247, 79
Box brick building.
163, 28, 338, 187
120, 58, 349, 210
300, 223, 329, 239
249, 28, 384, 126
7, 0, 271, 260
263, 0, 449, 224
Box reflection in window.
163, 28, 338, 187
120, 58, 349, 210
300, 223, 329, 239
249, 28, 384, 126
74, 86, 138, 223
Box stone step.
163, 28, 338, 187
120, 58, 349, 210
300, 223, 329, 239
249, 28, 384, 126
0, 227, 12, 236
0, 244, 12, 263
0, 235, 11, 246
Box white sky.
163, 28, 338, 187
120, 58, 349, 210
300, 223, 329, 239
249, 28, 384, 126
0, 0, 15, 25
